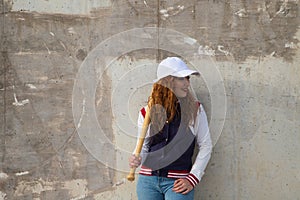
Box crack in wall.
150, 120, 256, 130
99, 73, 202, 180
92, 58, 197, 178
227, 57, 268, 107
1, 1, 6, 166
0, 52, 8, 165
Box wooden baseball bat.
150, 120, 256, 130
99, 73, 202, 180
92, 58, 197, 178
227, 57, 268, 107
127, 106, 151, 181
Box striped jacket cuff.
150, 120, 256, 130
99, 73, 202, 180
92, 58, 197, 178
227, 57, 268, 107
139, 166, 152, 176
185, 173, 200, 187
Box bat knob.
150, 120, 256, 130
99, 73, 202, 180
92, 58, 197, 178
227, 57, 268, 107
127, 173, 135, 182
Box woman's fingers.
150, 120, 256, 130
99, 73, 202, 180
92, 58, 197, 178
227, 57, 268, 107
128, 155, 141, 168
172, 179, 193, 194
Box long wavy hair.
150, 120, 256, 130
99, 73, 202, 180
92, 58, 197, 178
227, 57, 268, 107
148, 76, 199, 133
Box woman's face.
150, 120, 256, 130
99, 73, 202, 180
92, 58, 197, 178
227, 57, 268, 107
172, 76, 190, 98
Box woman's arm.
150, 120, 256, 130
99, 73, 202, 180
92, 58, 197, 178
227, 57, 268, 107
187, 104, 213, 187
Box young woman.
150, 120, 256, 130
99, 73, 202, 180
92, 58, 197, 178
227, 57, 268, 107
129, 57, 212, 200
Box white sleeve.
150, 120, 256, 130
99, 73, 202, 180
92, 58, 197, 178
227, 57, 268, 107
186, 104, 212, 187
134, 106, 150, 154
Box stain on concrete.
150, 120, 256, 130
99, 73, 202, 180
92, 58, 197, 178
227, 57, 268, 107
76, 49, 87, 61
2, 0, 299, 62
10, 0, 112, 15
0, 17, 115, 199
160, 0, 299, 62
0, 0, 12, 14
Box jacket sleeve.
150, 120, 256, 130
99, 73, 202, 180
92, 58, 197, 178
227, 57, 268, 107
186, 104, 212, 187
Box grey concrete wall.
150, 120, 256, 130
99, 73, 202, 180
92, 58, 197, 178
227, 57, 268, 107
1, 0, 300, 199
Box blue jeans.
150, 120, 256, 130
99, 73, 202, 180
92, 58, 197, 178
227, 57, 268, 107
136, 175, 194, 200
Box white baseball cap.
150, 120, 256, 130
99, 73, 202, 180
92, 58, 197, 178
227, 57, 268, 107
153, 57, 200, 82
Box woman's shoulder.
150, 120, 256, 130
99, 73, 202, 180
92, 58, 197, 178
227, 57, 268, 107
195, 101, 207, 115
139, 105, 149, 118
140, 107, 146, 118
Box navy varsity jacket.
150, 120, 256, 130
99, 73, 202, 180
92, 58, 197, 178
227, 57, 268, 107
136, 102, 212, 187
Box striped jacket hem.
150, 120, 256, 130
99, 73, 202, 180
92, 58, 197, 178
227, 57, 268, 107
139, 166, 200, 187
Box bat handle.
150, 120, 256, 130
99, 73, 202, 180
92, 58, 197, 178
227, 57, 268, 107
127, 167, 136, 181
127, 151, 141, 181
127, 107, 150, 182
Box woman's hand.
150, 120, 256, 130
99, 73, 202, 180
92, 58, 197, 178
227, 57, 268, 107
128, 154, 141, 168
172, 178, 193, 194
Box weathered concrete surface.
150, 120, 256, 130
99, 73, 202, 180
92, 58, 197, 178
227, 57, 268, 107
1, 0, 300, 199
11, 0, 112, 15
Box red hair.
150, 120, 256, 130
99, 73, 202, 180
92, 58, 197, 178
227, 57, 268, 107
148, 76, 199, 132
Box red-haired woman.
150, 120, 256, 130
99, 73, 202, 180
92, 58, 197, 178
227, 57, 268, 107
129, 57, 212, 200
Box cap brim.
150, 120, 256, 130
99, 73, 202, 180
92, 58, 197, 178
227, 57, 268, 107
153, 70, 200, 83
171, 70, 200, 78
